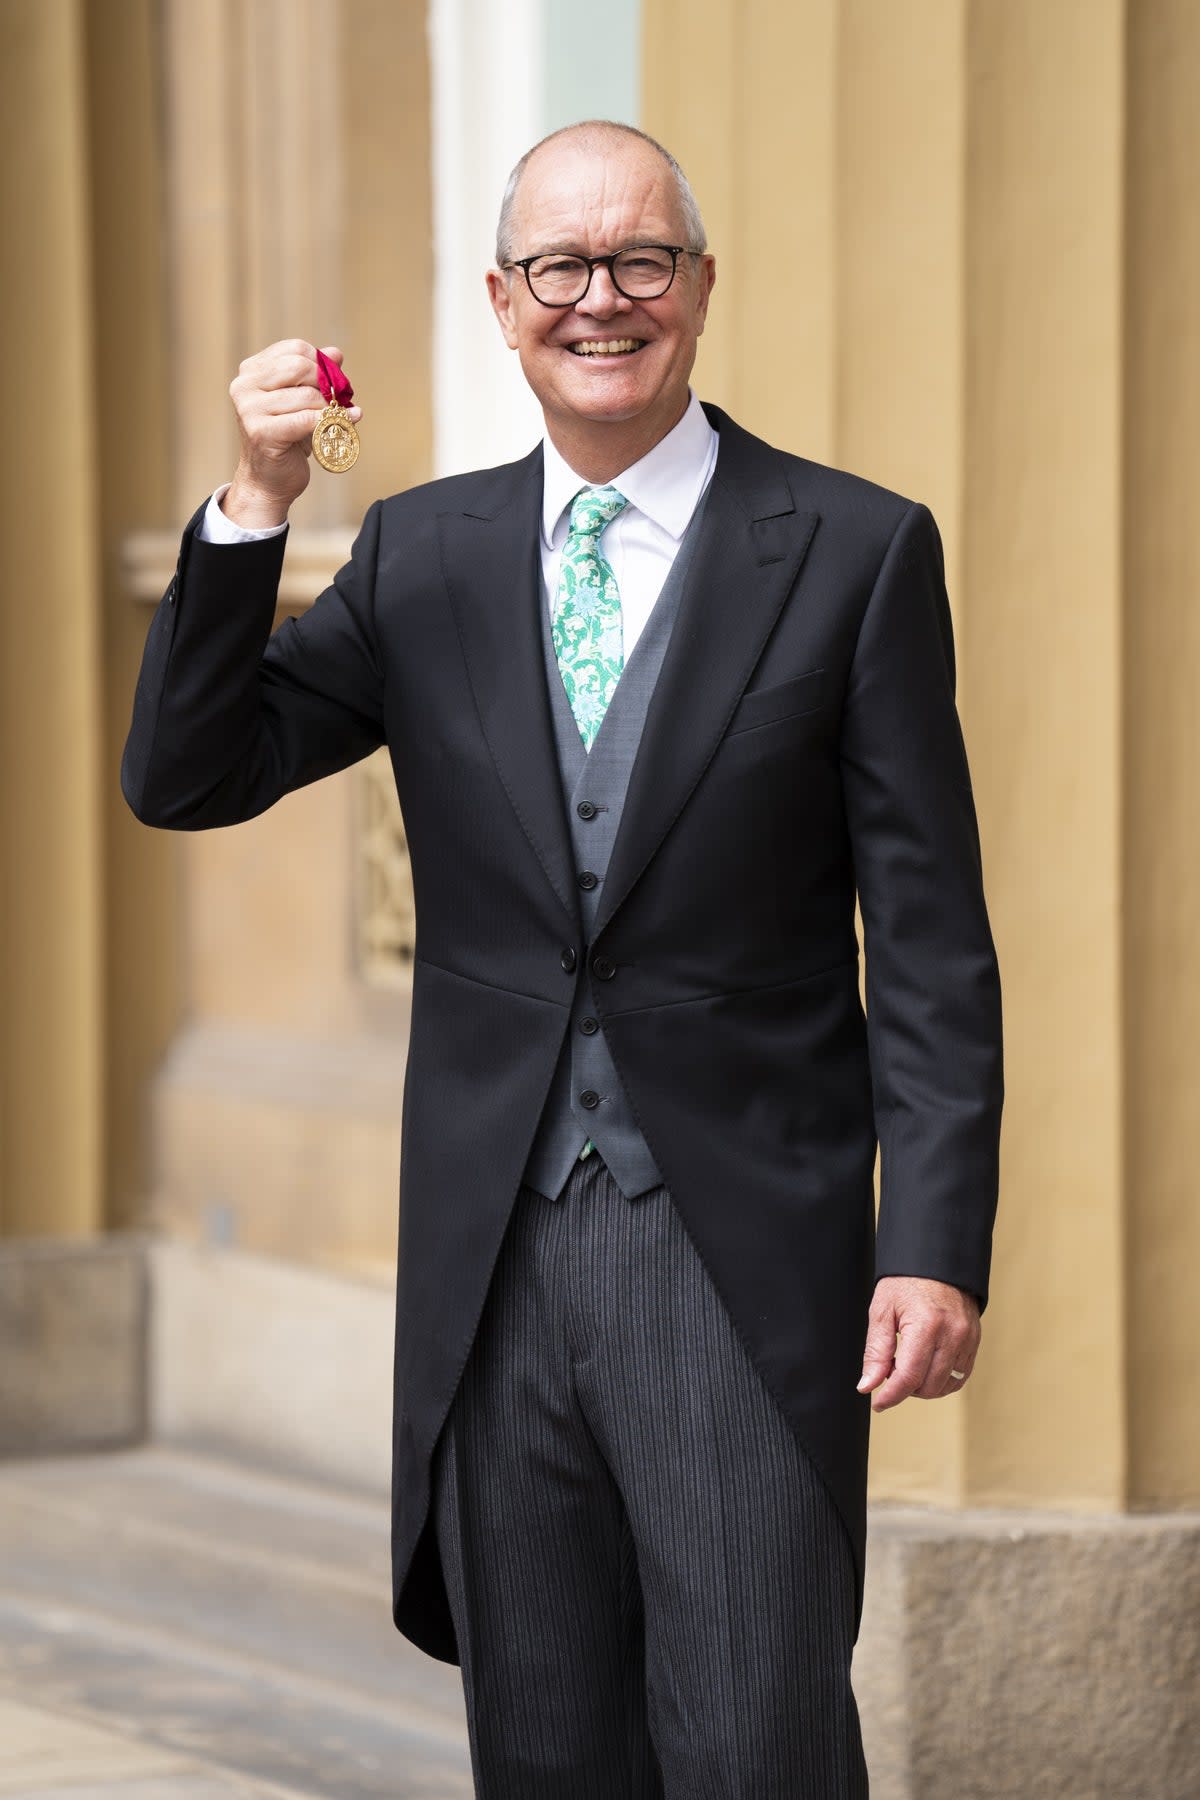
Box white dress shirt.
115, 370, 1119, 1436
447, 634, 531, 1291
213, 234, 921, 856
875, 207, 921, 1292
538, 391, 717, 658
199, 391, 718, 663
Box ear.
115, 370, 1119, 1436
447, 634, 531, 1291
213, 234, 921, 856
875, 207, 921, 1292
486, 268, 520, 349
693, 254, 716, 338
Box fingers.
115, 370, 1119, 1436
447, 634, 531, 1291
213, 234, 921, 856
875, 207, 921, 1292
859, 1275, 981, 1412
232, 345, 351, 402
231, 394, 322, 454
257, 384, 325, 415
857, 1306, 899, 1397
868, 1318, 936, 1412
915, 1334, 968, 1401
257, 386, 363, 422
934, 1352, 977, 1399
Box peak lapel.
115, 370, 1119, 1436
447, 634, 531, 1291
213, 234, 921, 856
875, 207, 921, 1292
438, 448, 581, 932
593, 411, 820, 940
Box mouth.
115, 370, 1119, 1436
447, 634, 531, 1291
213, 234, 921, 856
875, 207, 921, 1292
566, 338, 648, 358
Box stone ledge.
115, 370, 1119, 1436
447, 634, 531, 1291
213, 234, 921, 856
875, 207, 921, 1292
147, 1239, 394, 1497
0, 1236, 149, 1457
858, 1502, 1200, 1799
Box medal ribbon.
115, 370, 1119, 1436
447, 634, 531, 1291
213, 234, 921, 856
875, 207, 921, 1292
316, 350, 354, 407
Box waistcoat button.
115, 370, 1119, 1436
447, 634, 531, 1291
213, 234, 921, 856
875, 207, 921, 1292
560, 947, 577, 973
591, 955, 615, 980
577, 869, 598, 890
576, 800, 597, 820
580, 1089, 600, 1109
580, 1016, 599, 1035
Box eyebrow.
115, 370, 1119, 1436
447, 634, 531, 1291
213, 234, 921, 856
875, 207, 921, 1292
519, 238, 671, 259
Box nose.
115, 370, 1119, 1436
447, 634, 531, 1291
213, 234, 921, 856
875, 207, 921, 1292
576, 262, 632, 319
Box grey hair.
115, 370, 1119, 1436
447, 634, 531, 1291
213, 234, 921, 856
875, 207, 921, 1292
494, 120, 708, 267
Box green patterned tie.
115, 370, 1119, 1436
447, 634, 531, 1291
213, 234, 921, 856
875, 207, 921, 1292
553, 486, 629, 752
554, 487, 627, 1162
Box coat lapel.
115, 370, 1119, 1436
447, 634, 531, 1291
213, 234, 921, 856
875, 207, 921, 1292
592, 406, 820, 940
438, 446, 582, 932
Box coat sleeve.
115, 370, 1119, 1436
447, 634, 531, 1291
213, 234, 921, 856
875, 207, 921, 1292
839, 500, 1003, 1308
121, 499, 386, 829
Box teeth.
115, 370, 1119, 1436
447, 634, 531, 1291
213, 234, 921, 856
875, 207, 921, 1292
569, 338, 643, 356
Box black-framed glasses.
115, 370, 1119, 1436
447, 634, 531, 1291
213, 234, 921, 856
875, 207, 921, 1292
503, 244, 696, 308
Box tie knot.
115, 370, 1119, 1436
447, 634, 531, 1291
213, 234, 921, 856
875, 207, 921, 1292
568, 485, 628, 539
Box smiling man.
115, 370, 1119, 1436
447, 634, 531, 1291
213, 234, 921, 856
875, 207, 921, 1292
122, 122, 1003, 1797
486, 131, 715, 478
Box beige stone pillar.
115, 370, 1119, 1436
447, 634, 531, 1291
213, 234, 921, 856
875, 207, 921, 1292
832, 1, 970, 1506
1123, 0, 1200, 1509
645, 0, 1135, 1513
125, 0, 432, 1275
0, 0, 104, 1237
89, 0, 178, 1234
643, 0, 839, 460
959, 0, 1128, 1512
644, 1, 1200, 1788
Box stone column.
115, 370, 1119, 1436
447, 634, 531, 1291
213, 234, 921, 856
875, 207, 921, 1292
0, 0, 105, 1238
126, 0, 434, 1276
1123, 0, 1200, 1513
644, 1, 1200, 1792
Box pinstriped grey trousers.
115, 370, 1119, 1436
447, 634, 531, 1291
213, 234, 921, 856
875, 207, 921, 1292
430, 1153, 869, 1797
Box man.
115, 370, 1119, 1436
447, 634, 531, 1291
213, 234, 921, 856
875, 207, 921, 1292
123, 121, 1002, 1796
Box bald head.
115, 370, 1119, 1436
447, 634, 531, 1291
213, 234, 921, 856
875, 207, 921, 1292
494, 121, 707, 267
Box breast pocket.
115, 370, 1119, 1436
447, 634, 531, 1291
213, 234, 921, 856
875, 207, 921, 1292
724, 668, 825, 738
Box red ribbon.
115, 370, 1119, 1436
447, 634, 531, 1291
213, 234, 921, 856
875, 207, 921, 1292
316, 350, 354, 407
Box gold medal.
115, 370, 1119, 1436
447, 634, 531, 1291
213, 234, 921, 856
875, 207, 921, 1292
312, 402, 360, 474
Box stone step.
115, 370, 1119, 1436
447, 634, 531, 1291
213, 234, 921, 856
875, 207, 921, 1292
0, 1447, 471, 1798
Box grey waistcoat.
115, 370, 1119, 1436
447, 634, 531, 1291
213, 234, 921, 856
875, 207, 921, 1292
521, 492, 711, 1201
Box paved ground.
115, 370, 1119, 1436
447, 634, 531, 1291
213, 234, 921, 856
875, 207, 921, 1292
0, 1447, 472, 1798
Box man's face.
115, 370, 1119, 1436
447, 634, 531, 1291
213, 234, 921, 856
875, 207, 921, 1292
486, 137, 716, 452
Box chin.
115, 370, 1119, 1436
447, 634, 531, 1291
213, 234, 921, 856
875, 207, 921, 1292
559, 371, 667, 422
567, 390, 650, 422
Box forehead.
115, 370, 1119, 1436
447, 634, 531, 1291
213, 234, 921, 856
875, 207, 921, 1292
512, 138, 686, 252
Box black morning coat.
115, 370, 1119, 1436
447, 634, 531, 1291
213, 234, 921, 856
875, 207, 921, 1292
121, 402, 1003, 1661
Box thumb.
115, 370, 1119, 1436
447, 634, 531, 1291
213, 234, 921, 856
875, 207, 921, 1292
858, 1307, 899, 1393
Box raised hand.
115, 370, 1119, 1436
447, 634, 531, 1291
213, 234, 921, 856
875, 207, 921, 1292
221, 339, 363, 528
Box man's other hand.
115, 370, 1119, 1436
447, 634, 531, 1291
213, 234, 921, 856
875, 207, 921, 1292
857, 1275, 981, 1411
222, 339, 364, 529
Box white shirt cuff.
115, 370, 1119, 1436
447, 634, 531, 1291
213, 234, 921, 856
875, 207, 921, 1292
198, 486, 289, 545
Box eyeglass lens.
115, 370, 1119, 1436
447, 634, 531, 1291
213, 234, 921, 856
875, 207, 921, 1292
526, 247, 677, 303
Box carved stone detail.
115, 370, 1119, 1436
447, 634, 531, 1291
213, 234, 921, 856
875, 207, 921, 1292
355, 749, 415, 984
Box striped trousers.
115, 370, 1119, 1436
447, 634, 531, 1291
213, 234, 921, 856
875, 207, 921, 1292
431, 1152, 869, 1798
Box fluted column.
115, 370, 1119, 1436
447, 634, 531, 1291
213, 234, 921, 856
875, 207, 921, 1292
0, 0, 105, 1236
646, 0, 1199, 1517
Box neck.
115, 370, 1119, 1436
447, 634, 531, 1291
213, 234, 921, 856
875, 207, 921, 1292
545, 395, 690, 485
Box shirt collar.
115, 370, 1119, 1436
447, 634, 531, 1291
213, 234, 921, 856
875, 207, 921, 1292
541, 391, 717, 548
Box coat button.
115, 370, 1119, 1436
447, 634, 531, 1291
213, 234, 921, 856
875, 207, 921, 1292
561, 947, 577, 973
580, 1016, 599, 1035
577, 869, 598, 890
580, 1089, 600, 1109
577, 800, 597, 820
591, 955, 615, 980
